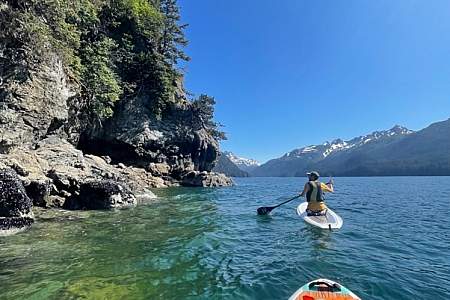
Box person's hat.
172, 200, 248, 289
306, 171, 320, 178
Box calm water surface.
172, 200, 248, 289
1, 177, 449, 299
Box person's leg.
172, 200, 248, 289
307, 209, 324, 216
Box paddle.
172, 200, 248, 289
257, 195, 301, 215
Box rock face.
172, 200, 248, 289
0, 169, 34, 235
80, 81, 221, 179
0, 47, 78, 153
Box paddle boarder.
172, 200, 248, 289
299, 171, 334, 216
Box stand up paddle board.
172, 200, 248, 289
289, 278, 360, 300
297, 202, 343, 229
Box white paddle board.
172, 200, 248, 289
297, 202, 343, 229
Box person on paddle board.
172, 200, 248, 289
299, 171, 334, 216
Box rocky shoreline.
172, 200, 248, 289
0, 135, 232, 235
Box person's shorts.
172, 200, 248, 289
306, 209, 327, 216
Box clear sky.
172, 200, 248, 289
178, 0, 450, 163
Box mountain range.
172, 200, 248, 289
223, 152, 260, 172
212, 153, 249, 177
217, 118, 450, 177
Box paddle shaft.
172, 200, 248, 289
272, 195, 301, 209
257, 195, 301, 215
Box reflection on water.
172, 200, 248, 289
1, 178, 450, 299
304, 226, 333, 251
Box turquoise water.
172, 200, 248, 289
1, 177, 450, 299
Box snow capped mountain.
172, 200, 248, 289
223, 151, 260, 172
251, 125, 416, 177
283, 125, 413, 159
212, 153, 249, 177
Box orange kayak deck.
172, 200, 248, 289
289, 279, 361, 300
295, 291, 358, 300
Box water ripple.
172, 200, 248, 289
0, 177, 449, 299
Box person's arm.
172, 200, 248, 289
300, 183, 309, 197
322, 179, 334, 193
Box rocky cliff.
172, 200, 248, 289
0, 1, 231, 234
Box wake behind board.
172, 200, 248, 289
297, 202, 343, 229
289, 278, 360, 300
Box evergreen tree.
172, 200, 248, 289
191, 95, 226, 140
159, 0, 189, 65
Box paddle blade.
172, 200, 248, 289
257, 206, 273, 215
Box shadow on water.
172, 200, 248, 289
255, 214, 274, 224
301, 226, 334, 251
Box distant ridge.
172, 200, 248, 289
223, 151, 260, 172
250, 119, 450, 176
213, 153, 249, 177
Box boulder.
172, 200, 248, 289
63, 180, 137, 210
135, 189, 158, 203
147, 162, 170, 176
181, 171, 233, 187
0, 168, 34, 234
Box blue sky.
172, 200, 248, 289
178, 0, 450, 163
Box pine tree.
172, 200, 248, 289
159, 0, 189, 65
191, 95, 226, 140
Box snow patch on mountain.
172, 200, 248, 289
223, 152, 260, 168
284, 125, 413, 159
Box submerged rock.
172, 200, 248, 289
63, 180, 137, 210
0, 168, 34, 235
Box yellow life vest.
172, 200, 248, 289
306, 181, 327, 211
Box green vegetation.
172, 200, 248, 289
191, 94, 227, 141
0, 0, 224, 138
